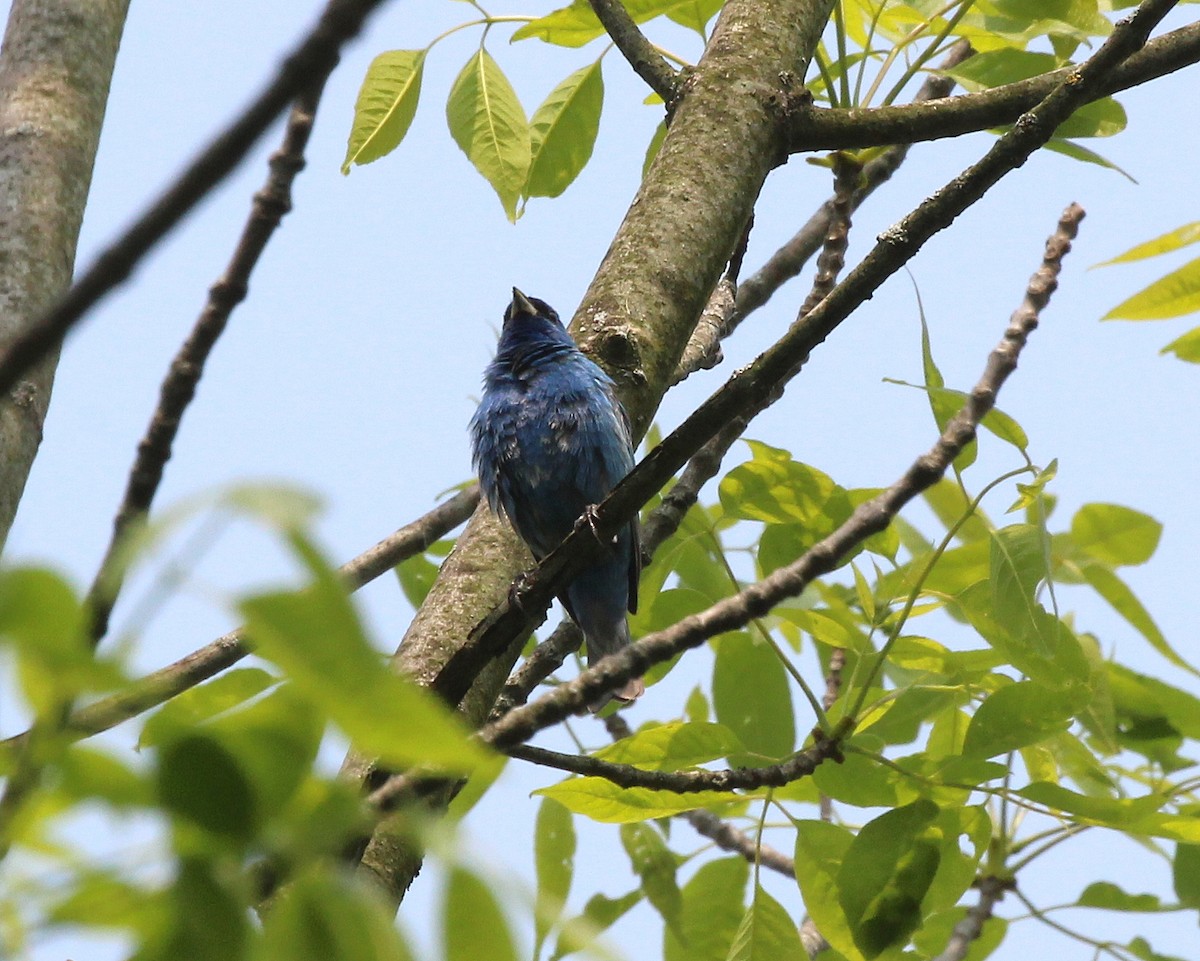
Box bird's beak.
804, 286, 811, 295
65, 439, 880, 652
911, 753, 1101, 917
511, 287, 537, 317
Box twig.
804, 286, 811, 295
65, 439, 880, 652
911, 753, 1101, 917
466, 201, 1085, 753
588, 0, 678, 104
505, 738, 843, 793
0, 0, 397, 399
86, 87, 326, 647
789, 19, 1200, 152
736, 40, 972, 323
931, 875, 1010, 961
0, 487, 478, 750
818, 645, 846, 822
429, 0, 1160, 714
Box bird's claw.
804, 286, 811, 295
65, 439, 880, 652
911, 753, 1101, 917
575, 504, 616, 548
508, 570, 536, 611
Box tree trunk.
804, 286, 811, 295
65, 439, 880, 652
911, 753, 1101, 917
0, 0, 131, 548
343, 0, 840, 912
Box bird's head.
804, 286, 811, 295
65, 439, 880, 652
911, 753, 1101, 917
498, 288, 575, 355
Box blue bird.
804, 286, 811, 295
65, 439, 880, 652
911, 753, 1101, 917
470, 288, 644, 708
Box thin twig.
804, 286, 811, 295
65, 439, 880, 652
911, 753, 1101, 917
416, 202, 1087, 760
588, 0, 678, 104
505, 739, 842, 793
0, 487, 478, 750
0, 0, 397, 398
429, 1, 1160, 714
86, 87, 326, 647
736, 39, 973, 323
930, 875, 1010, 961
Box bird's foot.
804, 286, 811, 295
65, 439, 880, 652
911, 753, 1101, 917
575, 504, 617, 548
507, 570, 536, 611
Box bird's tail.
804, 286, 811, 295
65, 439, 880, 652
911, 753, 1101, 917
583, 618, 645, 713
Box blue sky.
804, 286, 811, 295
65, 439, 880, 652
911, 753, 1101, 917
3, 1, 1199, 958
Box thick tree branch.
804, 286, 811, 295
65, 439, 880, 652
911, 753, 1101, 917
737, 39, 971, 322
0, 487, 478, 751
588, 0, 678, 104
350, 0, 842, 905
790, 19, 1200, 152
468, 201, 1084, 751
86, 87, 326, 647
434, 2, 1161, 715
0, 0, 131, 549
0, 0, 398, 400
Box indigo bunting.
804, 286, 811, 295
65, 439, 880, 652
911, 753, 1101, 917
470, 289, 644, 708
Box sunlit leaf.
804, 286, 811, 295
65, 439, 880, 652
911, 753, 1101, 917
664, 857, 748, 961
445, 866, 518, 961
535, 798, 575, 955
963, 680, 1082, 758
1104, 255, 1200, 320
525, 60, 604, 199
446, 49, 530, 221
726, 886, 806, 961
535, 777, 753, 821
342, 50, 427, 173
1095, 222, 1200, 266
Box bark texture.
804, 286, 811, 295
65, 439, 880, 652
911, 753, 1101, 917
345, 0, 840, 912
0, 0, 131, 548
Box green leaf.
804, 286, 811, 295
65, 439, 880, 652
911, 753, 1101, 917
1054, 97, 1126, 139
525, 61, 604, 199
157, 734, 258, 841
794, 820, 864, 961
1082, 566, 1197, 676
535, 778, 751, 822
664, 857, 749, 961
1077, 882, 1163, 912
621, 823, 684, 938
720, 442, 849, 526
593, 721, 746, 770
1175, 844, 1200, 908
963, 680, 1081, 758
726, 886, 807, 961
552, 890, 643, 961
1043, 138, 1135, 180
1070, 503, 1161, 566
944, 49, 1059, 90
1018, 782, 1166, 826
1161, 325, 1200, 363
445, 866, 518, 961
445, 49, 530, 221
1008, 459, 1057, 514
262, 866, 414, 961
147, 857, 249, 961
838, 800, 941, 959
241, 533, 486, 774
342, 50, 427, 173
667, 0, 723, 35
513, 0, 698, 47
713, 633, 795, 764
812, 750, 903, 808
139, 667, 277, 749
58, 747, 154, 808
1125, 936, 1189, 961
912, 908, 1006, 960
1104, 255, 1200, 320
535, 799, 576, 955
1095, 221, 1200, 266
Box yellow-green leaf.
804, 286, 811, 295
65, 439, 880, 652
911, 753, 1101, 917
1162, 325, 1200, 363
535, 777, 754, 822
1104, 254, 1200, 320
1094, 222, 1200, 267
342, 50, 427, 173
525, 60, 604, 199
446, 49, 530, 221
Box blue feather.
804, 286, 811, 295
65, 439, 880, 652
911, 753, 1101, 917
469, 289, 643, 709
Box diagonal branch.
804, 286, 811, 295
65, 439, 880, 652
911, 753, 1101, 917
0, 0, 400, 400
431, 0, 1161, 714
86, 86, 326, 648
790, 19, 1200, 152
931, 875, 1010, 961
466, 200, 1084, 753
588, 0, 679, 104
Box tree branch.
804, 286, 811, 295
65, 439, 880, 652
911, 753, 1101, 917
506, 737, 844, 793
588, 0, 678, 104
0, 0, 399, 400
790, 19, 1200, 152
85, 86, 326, 648
468, 200, 1084, 752
0, 0, 132, 548
737, 39, 972, 322
431, 1, 1161, 715
930, 875, 1010, 961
